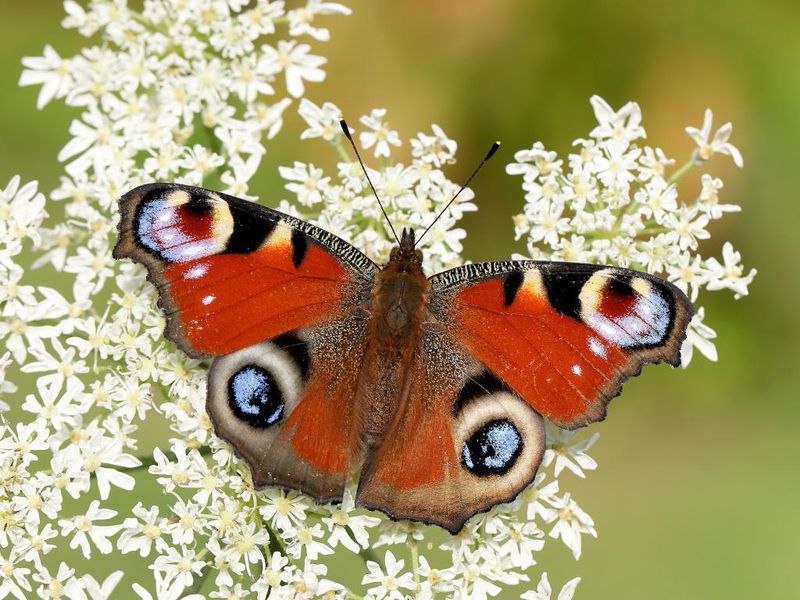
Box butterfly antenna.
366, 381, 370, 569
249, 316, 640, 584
339, 119, 401, 245
415, 140, 500, 247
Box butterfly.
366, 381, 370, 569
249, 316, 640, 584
113, 123, 693, 533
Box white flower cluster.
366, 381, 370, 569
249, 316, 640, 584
0, 123, 590, 600
508, 96, 756, 366
1, 1, 752, 598
19, 0, 350, 222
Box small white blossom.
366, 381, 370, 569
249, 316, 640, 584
362, 550, 417, 600
685, 108, 744, 167
58, 501, 122, 559
359, 108, 402, 158
546, 494, 597, 560
522, 572, 581, 600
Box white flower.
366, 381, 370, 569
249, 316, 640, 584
285, 523, 334, 561
80, 571, 124, 600
20, 375, 85, 430
298, 98, 344, 141
0, 176, 47, 253
704, 242, 757, 299
18, 45, 73, 109
153, 546, 206, 592
411, 124, 457, 167
58, 501, 122, 559
117, 503, 169, 557
522, 573, 581, 600
543, 427, 599, 479
264, 40, 326, 98
415, 555, 454, 599
588, 95, 646, 142
681, 307, 718, 365
0, 552, 32, 600
32, 562, 87, 600
450, 548, 502, 600
0, 352, 18, 411
132, 570, 205, 600
685, 108, 744, 167
280, 161, 330, 207
75, 430, 140, 499
697, 174, 740, 218
493, 520, 545, 569
323, 489, 381, 552
259, 488, 311, 531
288, 0, 352, 42
593, 139, 641, 188
546, 494, 596, 560
362, 550, 416, 600
359, 108, 402, 158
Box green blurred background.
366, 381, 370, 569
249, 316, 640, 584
1, 0, 799, 598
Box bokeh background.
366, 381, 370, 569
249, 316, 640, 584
1, 1, 798, 598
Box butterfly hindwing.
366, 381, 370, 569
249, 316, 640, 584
113, 183, 376, 358
206, 319, 370, 502
356, 320, 546, 533
430, 261, 693, 429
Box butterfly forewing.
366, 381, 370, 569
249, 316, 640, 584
430, 261, 693, 429
113, 183, 376, 358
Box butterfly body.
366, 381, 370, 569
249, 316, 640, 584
358, 231, 428, 437
115, 182, 692, 532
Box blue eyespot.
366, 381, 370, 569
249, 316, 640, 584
462, 419, 523, 476
227, 364, 284, 428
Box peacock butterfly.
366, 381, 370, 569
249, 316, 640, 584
113, 122, 692, 533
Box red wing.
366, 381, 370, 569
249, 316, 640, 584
430, 262, 693, 429
207, 320, 369, 502
113, 183, 376, 358
357, 326, 546, 533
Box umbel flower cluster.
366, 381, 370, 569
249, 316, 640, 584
0, 2, 753, 600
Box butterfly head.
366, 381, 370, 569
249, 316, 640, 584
389, 227, 423, 267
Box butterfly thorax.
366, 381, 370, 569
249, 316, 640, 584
356, 230, 430, 444
376, 231, 427, 337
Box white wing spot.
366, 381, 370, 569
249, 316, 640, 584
185, 264, 209, 280
572, 364, 582, 376
202, 294, 216, 305
589, 336, 607, 358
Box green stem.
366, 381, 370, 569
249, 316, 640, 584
128, 10, 169, 36
358, 544, 382, 568
410, 541, 421, 591
266, 523, 289, 558
332, 139, 352, 163
668, 159, 697, 184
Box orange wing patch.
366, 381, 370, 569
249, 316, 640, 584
163, 238, 348, 355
